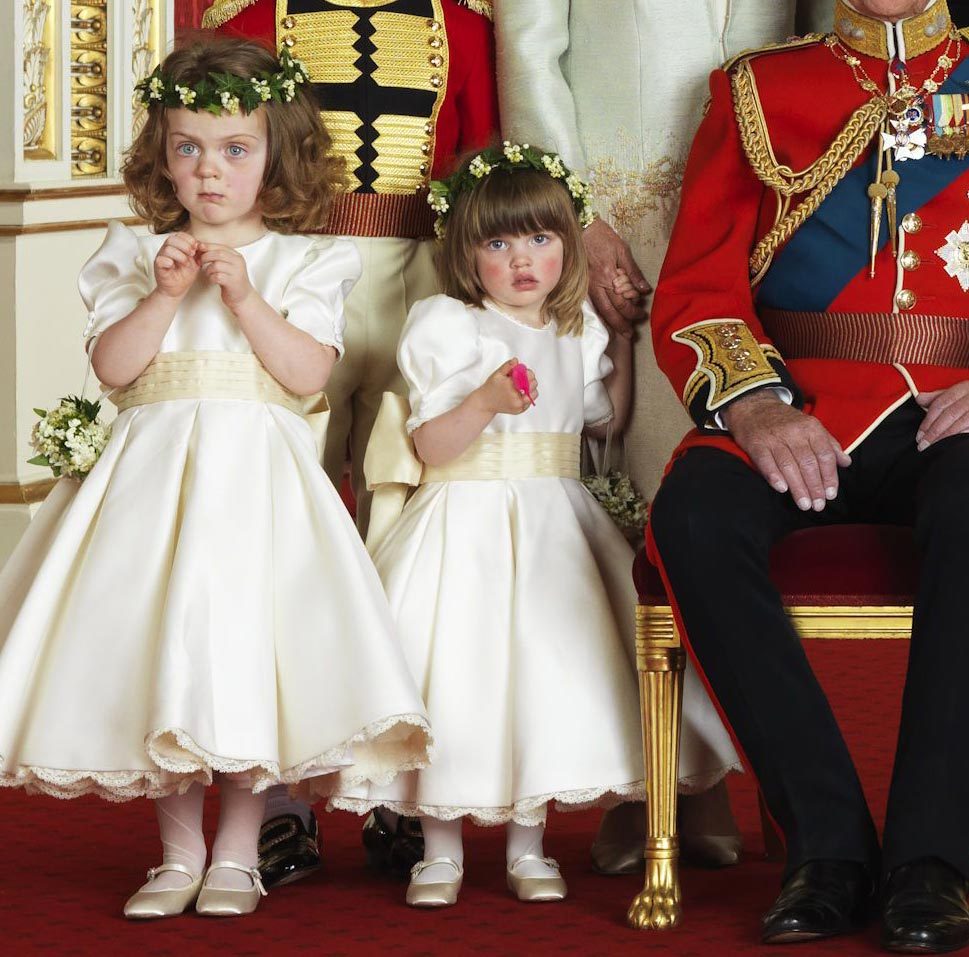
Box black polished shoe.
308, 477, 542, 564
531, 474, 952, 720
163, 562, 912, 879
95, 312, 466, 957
361, 810, 424, 879
257, 811, 321, 890
761, 859, 873, 944
882, 859, 969, 954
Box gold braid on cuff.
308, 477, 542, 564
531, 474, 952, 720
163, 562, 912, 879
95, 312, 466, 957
731, 59, 886, 281
674, 320, 782, 411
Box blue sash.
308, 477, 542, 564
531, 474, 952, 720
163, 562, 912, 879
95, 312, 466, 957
757, 56, 969, 312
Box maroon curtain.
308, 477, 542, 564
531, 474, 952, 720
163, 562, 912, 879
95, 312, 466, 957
174, 0, 209, 32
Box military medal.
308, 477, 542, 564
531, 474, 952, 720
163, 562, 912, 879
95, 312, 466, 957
936, 222, 969, 290
925, 93, 969, 159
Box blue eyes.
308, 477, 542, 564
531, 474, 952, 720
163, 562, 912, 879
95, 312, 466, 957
485, 234, 551, 251
173, 143, 248, 158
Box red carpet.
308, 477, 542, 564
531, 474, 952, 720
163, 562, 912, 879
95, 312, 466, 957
0, 639, 909, 956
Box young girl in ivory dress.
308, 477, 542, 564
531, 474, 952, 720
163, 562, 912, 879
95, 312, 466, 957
0, 38, 431, 919
332, 146, 740, 906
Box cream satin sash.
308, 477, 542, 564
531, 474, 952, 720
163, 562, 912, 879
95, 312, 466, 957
109, 351, 330, 456
364, 392, 581, 551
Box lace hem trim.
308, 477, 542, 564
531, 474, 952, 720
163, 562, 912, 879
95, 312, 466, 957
329, 779, 648, 828
0, 713, 433, 803
676, 763, 744, 796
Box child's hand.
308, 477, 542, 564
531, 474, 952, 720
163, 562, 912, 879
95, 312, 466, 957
154, 232, 200, 300
198, 243, 256, 312
612, 268, 640, 303
474, 358, 539, 416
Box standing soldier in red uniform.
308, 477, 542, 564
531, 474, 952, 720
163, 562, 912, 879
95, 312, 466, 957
196, 0, 499, 889
649, 0, 969, 950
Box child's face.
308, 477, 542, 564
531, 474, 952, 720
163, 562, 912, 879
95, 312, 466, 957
165, 107, 268, 238
473, 231, 564, 324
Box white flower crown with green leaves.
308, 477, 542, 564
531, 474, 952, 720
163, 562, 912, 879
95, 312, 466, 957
427, 141, 596, 239
134, 47, 310, 116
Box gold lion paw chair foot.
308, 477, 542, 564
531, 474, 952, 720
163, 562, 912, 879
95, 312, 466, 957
628, 523, 916, 931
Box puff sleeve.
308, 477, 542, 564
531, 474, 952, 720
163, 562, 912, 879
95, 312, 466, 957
397, 295, 484, 434
78, 221, 154, 349
280, 237, 361, 356
581, 303, 615, 428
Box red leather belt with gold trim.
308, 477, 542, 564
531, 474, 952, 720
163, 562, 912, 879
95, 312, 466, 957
318, 190, 436, 240
759, 308, 969, 367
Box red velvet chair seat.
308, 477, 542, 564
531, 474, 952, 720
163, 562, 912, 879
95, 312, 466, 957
635, 524, 919, 607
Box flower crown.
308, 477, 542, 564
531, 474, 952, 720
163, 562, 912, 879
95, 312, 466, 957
427, 141, 596, 239
134, 47, 310, 116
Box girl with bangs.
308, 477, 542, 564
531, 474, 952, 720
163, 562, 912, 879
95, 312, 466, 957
332, 148, 740, 907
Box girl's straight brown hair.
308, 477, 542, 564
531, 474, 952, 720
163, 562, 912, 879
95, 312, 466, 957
122, 35, 345, 234
438, 165, 589, 336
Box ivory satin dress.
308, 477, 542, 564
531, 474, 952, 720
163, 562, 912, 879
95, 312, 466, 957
0, 222, 431, 802
332, 295, 740, 826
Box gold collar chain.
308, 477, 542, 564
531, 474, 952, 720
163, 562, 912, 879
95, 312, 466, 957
833, 0, 953, 61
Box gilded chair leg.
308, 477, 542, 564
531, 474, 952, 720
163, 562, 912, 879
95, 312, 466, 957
627, 604, 685, 931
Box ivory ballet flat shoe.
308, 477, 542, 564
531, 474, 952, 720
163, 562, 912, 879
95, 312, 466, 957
195, 861, 268, 917
123, 863, 203, 919
506, 855, 568, 902
405, 857, 464, 908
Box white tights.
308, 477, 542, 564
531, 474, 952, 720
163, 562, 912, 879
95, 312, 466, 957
141, 775, 267, 893
411, 805, 557, 883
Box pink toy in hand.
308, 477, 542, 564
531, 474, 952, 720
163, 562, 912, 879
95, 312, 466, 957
510, 362, 534, 404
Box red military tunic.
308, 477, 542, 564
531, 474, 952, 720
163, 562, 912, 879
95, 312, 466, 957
199, 0, 498, 237
651, 0, 969, 469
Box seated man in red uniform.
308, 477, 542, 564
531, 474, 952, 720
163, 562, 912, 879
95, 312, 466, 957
649, 0, 969, 951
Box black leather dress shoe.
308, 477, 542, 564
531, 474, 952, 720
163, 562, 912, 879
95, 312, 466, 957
362, 810, 424, 879
882, 859, 969, 954
761, 860, 873, 944
257, 811, 321, 890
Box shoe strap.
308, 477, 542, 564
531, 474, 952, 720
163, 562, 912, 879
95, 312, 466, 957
507, 854, 560, 874
205, 860, 269, 896
410, 857, 463, 879
146, 862, 200, 882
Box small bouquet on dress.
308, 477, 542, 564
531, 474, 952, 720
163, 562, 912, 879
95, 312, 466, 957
582, 470, 649, 544
28, 395, 110, 479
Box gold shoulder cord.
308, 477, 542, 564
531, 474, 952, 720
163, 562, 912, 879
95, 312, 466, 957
201, 0, 259, 29
730, 52, 887, 282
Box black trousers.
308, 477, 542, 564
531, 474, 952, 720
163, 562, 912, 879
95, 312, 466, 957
650, 400, 969, 881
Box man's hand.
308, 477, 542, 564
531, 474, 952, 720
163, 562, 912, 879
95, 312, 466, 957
582, 218, 651, 338
721, 391, 852, 511
916, 382, 969, 450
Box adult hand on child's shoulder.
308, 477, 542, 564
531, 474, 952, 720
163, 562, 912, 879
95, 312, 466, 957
198, 243, 256, 312
154, 232, 200, 301
473, 358, 538, 416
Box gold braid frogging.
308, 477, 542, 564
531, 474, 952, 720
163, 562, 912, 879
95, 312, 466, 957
731, 59, 887, 281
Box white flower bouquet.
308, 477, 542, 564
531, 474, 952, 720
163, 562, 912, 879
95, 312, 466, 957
28, 395, 110, 479
582, 470, 649, 543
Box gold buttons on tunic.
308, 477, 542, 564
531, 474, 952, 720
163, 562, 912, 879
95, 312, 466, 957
428, 19, 441, 30
900, 250, 921, 270
429, 36, 443, 48
282, 35, 295, 47
419, 162, 428, 174
424, 121, 435, 135
428, 54, 443, 67
281, 16, 295, 29
896, 289, 917, 310
901, 213, 923, 234
430, 74, 443, 88
420, 142, 431, 154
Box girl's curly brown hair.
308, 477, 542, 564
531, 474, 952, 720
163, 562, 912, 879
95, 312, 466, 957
122, 35, 344, 234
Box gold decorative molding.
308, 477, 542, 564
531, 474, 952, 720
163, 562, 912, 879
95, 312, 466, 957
131, 0, 160, 136
641, 603, 914, 641
0, 215, 141, 237
0, 479, 58, 505
23, 0, 56, 159
71, 2, 108, 177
